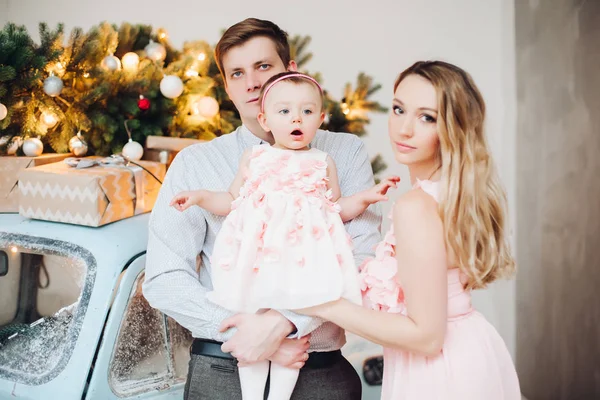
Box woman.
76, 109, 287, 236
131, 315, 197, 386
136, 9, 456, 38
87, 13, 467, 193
297, 61, 521, 399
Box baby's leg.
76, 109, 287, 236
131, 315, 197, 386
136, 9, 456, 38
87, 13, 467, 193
238, 361, 270, 400
267, 363, 300, 400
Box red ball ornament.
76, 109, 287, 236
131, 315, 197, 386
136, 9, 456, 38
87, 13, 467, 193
137, 95, 151, 111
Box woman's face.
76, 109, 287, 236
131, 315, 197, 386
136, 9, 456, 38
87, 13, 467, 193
388, 74, 440, 168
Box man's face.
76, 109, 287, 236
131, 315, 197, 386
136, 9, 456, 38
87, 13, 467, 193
222, 36, 297, 123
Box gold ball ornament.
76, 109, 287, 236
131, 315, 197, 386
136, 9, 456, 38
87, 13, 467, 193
41, 111, 59, 128
122, 52, 140, 72
0, 103, 7, 120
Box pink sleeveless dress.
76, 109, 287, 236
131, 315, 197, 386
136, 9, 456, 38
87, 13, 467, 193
359, 179, 521, 400
207, 144, 362, 313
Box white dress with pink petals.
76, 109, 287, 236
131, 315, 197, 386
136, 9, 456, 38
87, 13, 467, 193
207, 144, 362, 313
358, 179, 521, 400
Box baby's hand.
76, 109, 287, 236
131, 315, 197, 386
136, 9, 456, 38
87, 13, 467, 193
363, 176, 400, 204
170, 190, 203, 211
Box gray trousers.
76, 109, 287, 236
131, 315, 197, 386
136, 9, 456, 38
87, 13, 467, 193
184, 353, 362, 400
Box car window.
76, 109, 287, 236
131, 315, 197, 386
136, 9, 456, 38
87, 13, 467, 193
0, 235, 94, 385
109, 271, 193, 396
0, 250, 7, 276
167, 315, 194, 381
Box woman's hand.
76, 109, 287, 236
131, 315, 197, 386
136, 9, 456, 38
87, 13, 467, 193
294, 299, 341, 319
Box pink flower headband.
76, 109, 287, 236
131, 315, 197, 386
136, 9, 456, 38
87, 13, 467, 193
260, 73, 323, 113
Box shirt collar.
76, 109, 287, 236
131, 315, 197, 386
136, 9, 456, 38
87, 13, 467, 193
240, 124, 265, 146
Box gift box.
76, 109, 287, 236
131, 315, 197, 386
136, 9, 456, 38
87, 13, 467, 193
17, 157, 165, 227
143, 136, 206, 168
0, 153, 71, 212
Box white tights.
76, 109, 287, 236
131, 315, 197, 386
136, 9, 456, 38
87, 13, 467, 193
238, 361, 299, 400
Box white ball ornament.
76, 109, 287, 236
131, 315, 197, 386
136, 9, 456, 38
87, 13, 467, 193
193, 96, 220, 118
145, 40, 167, 61
43, 74, 64, 97
122, 139, 144, 161
22, 137, 44, 157
160, 75, 184, 99
101, 54, 121, 71
68, 131, 88, 157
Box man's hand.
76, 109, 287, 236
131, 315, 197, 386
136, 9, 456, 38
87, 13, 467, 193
220, 310, 295, 364
267, 336, 311, 369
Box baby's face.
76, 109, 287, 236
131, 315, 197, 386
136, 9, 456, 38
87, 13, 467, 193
258, 81, 324, 150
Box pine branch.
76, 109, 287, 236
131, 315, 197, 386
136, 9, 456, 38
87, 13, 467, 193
0, 66, 16, 81
289, 35, 313, 69
370, 154, 387, 177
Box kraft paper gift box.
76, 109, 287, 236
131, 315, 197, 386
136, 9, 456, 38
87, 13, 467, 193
17, 157, 165, 227
0, 153, 71, 212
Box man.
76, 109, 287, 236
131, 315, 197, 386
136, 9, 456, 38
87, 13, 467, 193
143, 18, 381, 400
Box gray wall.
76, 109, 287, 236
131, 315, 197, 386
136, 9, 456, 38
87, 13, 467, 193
515, 0, 600, 399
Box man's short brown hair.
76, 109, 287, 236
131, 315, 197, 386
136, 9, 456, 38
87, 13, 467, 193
214, 18, 291, 80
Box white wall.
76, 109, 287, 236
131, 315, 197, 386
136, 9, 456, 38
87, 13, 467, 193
1, 0, 518, 357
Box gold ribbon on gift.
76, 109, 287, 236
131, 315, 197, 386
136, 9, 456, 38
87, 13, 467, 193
64, 155, 163, 216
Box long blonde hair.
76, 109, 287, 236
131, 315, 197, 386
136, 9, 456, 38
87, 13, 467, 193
394, 61, 515, 289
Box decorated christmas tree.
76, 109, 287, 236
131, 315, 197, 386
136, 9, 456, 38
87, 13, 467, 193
0, 21, 387, 174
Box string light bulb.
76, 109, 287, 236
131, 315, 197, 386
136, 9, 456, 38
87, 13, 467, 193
158, 29, 168, 40
53, 62, 66, 75
341, 102, 350, 115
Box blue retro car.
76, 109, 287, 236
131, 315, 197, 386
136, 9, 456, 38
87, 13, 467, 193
0, 213, 383, 399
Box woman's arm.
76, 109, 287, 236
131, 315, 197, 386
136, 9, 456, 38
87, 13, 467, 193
299, 190, 448, 355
